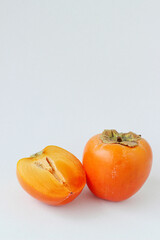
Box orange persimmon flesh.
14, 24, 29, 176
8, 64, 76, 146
17, 146, 86, 206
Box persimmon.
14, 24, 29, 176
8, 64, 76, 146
83, 130, 152, 201
17, 146, 86, 206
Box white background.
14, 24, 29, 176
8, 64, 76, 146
0, 0, 160, 239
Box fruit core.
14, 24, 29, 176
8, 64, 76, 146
31, 151, 72, 193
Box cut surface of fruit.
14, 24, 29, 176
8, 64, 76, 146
17, 146, 86, 205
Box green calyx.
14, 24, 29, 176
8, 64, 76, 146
100, 129, 141, 147
30, 150, 43, 158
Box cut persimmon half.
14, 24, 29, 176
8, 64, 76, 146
17, 146, 86, 206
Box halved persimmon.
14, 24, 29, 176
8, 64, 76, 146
17, 146, 86, 206
83, 130, 152, 202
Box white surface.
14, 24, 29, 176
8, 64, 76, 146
0, 1, 160, 239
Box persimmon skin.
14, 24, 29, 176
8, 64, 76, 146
17, 146, 86, 206
83, 134, 152, 201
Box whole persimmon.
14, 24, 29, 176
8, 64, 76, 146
83, 130, 152, 201
17, 146, 86, 206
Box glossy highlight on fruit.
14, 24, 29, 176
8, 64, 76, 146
83, 129, 152, 202
17, 146, 86, 206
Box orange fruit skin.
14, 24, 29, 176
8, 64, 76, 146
17, 146, 86, 206
83, 134, 152, 202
